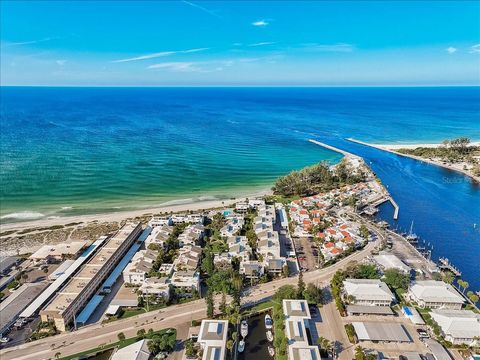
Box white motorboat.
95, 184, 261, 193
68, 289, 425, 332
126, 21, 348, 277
240, 320, 248, 338
266, 330, 273, 342
238, 340, 245, 353
268, 345, 275, 357
264, 314, 273, 330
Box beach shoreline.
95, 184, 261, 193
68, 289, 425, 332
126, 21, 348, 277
0, 188, 273, 231
347, 138, 480, 183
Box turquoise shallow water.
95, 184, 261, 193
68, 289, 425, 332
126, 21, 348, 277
1, 86, 479, 221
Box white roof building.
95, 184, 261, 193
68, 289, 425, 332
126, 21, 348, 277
343, 279, 395, 307
373, 253, 411, 273
408, 281, 464, 309
430, 309, 480, 346
139, 277, 170, 300
170, 270, 200, 291
111, 339, 150, 360
197, 319, 229, 360
29, 241, 87, 261
283, 300, 320, 360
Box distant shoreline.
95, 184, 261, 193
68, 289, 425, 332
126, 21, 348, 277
347, 138, 480, 183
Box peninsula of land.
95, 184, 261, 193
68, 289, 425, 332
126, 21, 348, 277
347, 137, 480, 183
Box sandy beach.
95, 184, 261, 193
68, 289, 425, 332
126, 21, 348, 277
347, 138, 480, 183
0, 189, 272, 231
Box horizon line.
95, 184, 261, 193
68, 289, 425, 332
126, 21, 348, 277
1, 84, 480, 88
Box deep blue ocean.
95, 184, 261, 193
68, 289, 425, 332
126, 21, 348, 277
1, 86, 479, 289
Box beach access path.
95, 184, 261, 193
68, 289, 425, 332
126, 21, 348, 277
346, 138, 480, 183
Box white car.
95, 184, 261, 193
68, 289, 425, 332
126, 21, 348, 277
0, 337, 10, 343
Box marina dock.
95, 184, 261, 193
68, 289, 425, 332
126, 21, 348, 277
372, 196, 400, 220
438, 257, 462, 277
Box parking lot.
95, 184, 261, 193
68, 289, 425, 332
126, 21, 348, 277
293, 236, 319, 271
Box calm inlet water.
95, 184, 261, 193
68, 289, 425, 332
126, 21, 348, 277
1, 86, 479, 288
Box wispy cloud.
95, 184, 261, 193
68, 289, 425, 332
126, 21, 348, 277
252, 20, 269, 27
147, 56, 273, 73
446, 47, 457, 54
301, 43, 355, 52
182, 1, 221, 19
56, 59, 67, 66
249, 42, 276, 47
147, 62, 199, 72
3, 37, 55, 47
112, 48, 209, 63
469, 44, 480, 53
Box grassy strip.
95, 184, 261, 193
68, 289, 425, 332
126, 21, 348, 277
59, 328, 175, 360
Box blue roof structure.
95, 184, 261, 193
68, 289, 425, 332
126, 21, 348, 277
75, 294, 104, 325
403, 306, 413, 316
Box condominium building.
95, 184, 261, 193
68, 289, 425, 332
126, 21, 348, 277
40, 223, 142, 332
407, 281, 464, 309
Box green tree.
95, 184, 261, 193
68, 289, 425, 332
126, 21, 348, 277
137, 329, 146, 339
273, 285, 298, 302
467, 291, 479, 304
282, 264, 290, 278
297, 271, 305, 299
205, 291, 214, 318
117, 332, 126, 342
458, 279, 469, 294
383, 268, 410, 290
201, 251, 214, 274
359, 225, 369, 240
355, 346, 366, 360
226, 339, 234, 351
442, 271, 455, 284
354, 264, 379, 279
219, 292, 227, 316
303, 283, 324, 305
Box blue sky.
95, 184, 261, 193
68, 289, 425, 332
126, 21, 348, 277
1, 1, 479, 86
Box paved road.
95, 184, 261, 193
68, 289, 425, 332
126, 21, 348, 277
1, 237, 379, 360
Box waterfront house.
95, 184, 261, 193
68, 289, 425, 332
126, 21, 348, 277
430, 309, 480, 346
283, 299, 321, 360
197, 319, 229, 360
407, 280, 464, 309
343, 279, 395, 306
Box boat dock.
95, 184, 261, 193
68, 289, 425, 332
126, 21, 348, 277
371, 196, 399, 220
438, 257, 462, 277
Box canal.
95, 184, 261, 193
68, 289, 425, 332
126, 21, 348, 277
238, 313, 273, 360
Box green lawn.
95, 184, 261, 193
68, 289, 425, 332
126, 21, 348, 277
243, 300, 274, 314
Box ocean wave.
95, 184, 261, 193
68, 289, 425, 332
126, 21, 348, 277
0, 211, 45, 220
158, 198, 196, 207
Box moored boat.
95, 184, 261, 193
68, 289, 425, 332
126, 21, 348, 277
266, 330, 273, 342
238, 340, 245, 353
264, 314, 273, 329
268, 345, 275, 357
240, 320, 248, 338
